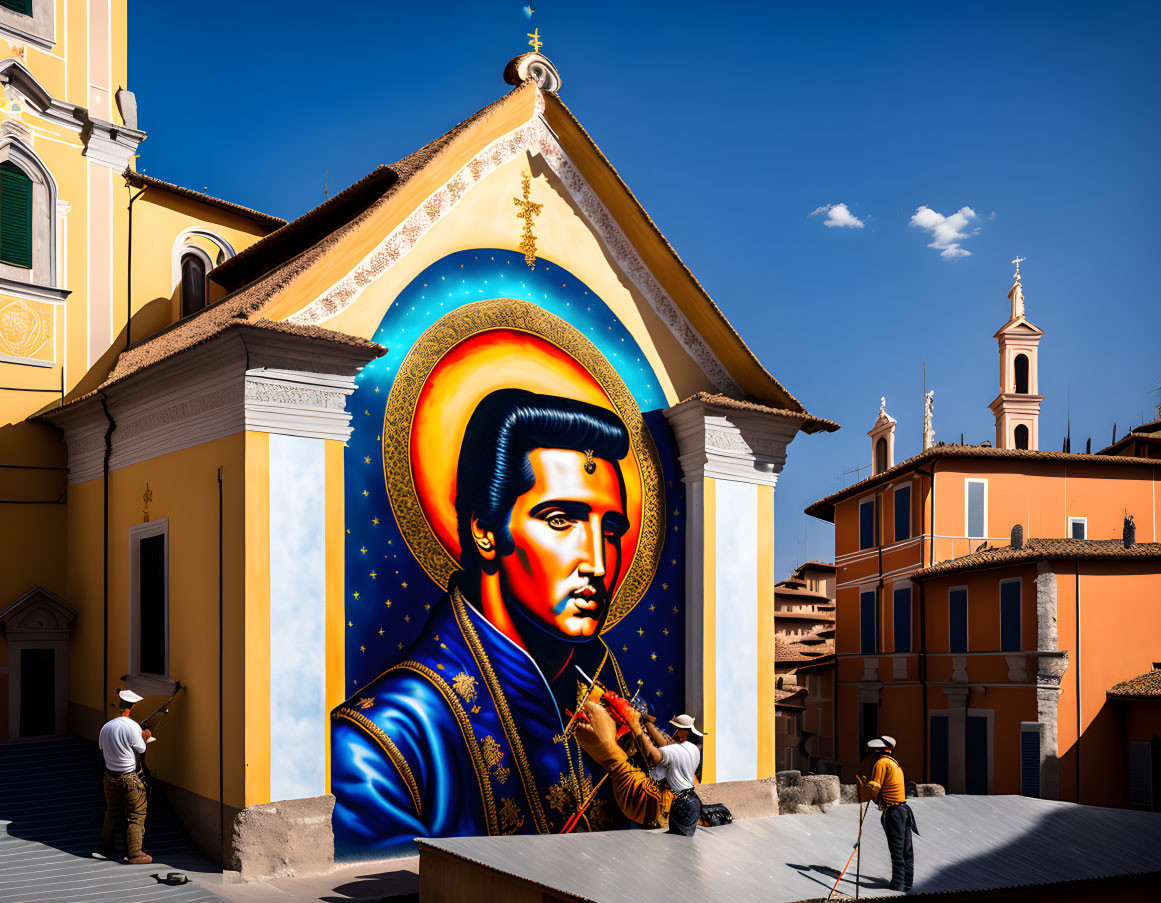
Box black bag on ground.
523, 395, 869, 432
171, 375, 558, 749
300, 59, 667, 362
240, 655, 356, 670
699, 803, 733, 827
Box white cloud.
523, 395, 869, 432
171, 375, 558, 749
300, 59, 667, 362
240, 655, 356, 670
809, 202, 866, 229
909, 205, 979, 259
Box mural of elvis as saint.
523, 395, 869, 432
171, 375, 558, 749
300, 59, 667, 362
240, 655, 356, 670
331, 388, 643, 854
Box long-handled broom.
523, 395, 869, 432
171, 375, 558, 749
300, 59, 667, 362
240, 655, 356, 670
826, 798, 869, 901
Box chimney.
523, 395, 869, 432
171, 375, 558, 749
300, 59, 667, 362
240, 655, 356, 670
868, 397, 897, 476
1123, 514, 1136, 549
1011, 524, 1024, 549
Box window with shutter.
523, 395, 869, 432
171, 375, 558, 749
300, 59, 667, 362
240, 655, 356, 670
1020, 725, 1041, 798
0, 162, 33, 268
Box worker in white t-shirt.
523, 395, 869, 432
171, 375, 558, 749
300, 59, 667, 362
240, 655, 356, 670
631, 713, 704, 835
98, 689, 153, 864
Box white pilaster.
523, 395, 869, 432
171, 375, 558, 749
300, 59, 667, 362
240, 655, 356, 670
665, 397, 804, 782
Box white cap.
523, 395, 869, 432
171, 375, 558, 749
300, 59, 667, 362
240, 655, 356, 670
880, 735, 897, 748
118, 689, 143, 705
866, 738, 887, 750
669, 714, 705, 737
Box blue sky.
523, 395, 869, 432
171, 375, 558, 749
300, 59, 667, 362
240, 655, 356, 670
130, 1, 1161, 575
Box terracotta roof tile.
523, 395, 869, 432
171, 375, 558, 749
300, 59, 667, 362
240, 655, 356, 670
1108, 669, 1161, 699
673, 392, 839, 435
805, 444, 1161, 522
210, 82, 534, 293
124, 171, 286, 229
912, 538, 1161, 580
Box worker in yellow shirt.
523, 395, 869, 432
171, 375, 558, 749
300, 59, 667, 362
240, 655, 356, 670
860, 736, 918, 892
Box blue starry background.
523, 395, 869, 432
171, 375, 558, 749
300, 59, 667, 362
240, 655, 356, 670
343, 248, 686, 717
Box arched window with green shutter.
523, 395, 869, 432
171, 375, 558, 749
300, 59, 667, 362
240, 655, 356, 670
0, 161, 33, 269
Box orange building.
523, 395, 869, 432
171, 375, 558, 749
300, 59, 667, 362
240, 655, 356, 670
805, 266, 1161, 806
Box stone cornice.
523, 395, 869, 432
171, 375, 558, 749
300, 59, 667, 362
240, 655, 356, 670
46, 330, 373, 483
664, 398, 801, 486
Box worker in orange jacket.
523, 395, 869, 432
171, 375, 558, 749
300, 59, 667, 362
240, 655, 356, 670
860, 736, 918, 892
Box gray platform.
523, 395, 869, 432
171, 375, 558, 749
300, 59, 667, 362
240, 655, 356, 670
0, 737, 222, 903
419, 795, 1161, 902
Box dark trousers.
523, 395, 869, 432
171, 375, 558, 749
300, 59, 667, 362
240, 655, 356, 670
102, 770, 147, 857
881, 803, 915, 890
667, 790, 701, 836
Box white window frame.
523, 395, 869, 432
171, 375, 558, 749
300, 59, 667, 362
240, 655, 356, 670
1067, 517, 1087, 540
128, 518, 170, 680
964, 478, 988, 539
948, 584, 969, 653
999, 576, 1023, 653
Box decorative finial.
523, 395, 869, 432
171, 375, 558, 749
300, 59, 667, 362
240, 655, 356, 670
527, 27, 543, 53
583, 449, 596, 474
502, 51, 563, 92
879, 396, 886, 417
142, 482, 152, 522
1008, 256, 1026, 320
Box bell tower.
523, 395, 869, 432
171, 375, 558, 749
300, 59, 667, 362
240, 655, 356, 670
988, 257, 1044, 450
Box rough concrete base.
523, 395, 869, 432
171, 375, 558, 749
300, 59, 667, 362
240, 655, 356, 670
231, 794, 335, 880
697, 779, 779, 819
907, 782, 946, 798
776, 773, 840, 814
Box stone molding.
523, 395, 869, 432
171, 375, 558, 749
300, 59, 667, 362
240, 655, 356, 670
47, 331, 371, 484
287, 89, 738, 394
664, 398, 799, 487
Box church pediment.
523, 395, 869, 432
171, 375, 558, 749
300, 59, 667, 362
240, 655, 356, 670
0, 586, 76, 635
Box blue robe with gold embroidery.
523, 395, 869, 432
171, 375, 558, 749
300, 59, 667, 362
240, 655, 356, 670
331, 585, 632, 857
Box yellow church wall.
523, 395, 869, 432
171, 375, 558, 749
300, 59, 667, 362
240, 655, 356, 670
542, 96, 783, 406
63, 432, 249, 807
128, 189, 275, 343
243, 429, 270, 808
266, 151, 715, 408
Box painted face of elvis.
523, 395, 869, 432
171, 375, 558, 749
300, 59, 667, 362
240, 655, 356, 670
496, 448, 629, 639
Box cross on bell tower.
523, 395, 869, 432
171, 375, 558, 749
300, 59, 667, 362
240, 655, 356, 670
988, 257, 1044, 450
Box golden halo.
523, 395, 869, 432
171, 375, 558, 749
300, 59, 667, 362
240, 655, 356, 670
383, 297, 664, 632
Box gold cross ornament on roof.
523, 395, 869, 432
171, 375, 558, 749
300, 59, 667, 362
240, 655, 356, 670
527, 27, 543, 53
1012, 255, 1026, 279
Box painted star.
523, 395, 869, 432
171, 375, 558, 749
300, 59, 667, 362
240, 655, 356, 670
362, 490, 369, 497
352, 591, 360, 600
404, 614, 411, 623
385, 599, 392, 607
661, 583, 668, 591
650, 652, 657, 661
369, 571, 377, 580
372, 517, 379, 526
673, 607, 679, 615
364, 457, 371, 464
348, 620, 353, 627
378, 628, 385, 636
649, 604, 655, 612
636, 628, 644, 637
360, 645, 366, 653
402, 581, 408, 589
360, 546, 367, 555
